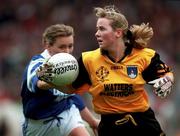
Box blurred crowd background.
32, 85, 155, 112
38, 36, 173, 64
0, 0, 180, 135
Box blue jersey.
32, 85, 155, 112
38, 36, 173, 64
21, 50, 85, 120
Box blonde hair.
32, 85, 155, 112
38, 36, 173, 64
42, 24, 74, 45
129, 23, 153, 48
94, 5, 153, 48
94, 5, 128, 31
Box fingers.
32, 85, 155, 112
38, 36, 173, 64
36, 62, 55, 83
156, 88, 171, 99
148, 77, 169, 88
154, 83, 172, 98
93, 129, 98, 136
149, 76, 173, 99
38, 72, 55, 83
43, 57, 51, 64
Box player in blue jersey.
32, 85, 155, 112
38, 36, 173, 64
21, 24, 99, 136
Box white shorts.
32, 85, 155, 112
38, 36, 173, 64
23, 104, 85, 136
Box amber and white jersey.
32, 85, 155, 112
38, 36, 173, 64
72, 48, 171, 114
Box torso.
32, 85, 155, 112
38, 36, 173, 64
82, 48, 155, 114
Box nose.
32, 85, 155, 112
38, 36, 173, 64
95, 30, 100, 37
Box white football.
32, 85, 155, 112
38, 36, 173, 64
48, 53, 79, 86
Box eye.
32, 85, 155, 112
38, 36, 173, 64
68, 44, 73, 48
58, 46, 65, 49
97, 26, 104, 30
57, 45, 66, 50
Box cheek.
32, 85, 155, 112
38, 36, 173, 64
103, 33, 115, 43
69, 46, 74, 52
102, 33, 109, 39
69, 48, 73, 54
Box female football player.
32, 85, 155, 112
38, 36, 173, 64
37, 5, 174, 136
21, 24, 99, 136
71, 5, 174, 136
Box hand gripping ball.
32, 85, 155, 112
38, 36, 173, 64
48, 53, 79, 86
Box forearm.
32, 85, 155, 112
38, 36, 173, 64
80, 107, 99, 128
37, 80, 75, 94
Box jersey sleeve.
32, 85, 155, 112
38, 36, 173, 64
142, 52, 172, 82
70, 94, 85, 111
74, 83, 90, 95
27, 55, 44, 93
72, 56, 91, 89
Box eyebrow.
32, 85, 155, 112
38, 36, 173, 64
58, 43, 73, 47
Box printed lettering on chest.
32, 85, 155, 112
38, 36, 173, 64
100, 83, 134, 97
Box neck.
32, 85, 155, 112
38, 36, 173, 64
108, 41, 126, 62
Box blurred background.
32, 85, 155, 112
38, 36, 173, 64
0, 0, 180, 135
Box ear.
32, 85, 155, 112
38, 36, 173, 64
115, 28, 123, 38
45, 43, 51, 49
45, 44, 52, 54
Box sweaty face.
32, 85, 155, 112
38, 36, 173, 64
95, 18, 116, 50
48, 35, 74, 56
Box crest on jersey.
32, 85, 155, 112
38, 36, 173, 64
96, 66, 109, 82
127, 66, 137, 79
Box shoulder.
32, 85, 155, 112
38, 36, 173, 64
28, 54, 44, 66
131, 48, 157, 68
133, 48, 156, 59
27, 54, 45, 71
32, 54, 44, 60
142, 48, 155, 54
30, 50, 50, 62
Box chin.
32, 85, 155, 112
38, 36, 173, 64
99, 44, 104, 48
100, 45, 108, 50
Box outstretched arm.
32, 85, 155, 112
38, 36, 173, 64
142, 53, 174, 98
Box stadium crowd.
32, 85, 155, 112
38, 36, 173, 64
0, 0, 180, 135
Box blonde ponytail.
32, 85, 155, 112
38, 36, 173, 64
129, 23, 153, 49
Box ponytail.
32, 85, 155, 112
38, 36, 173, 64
127, 23, 153, 49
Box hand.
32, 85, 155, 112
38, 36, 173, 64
90, 119, 100, 136
36, 59, 55, 83
148, 76, 173, 98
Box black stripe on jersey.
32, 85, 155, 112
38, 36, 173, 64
142, 53, 171, 82
72, 56, 91, 89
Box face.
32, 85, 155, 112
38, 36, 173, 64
95, 18, 117, 50
47, 35, 74, 56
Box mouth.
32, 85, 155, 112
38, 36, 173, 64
97, 39, 103, 45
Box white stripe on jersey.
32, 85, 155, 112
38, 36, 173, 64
27, 57, 44, 92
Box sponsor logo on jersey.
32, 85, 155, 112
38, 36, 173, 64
111, 65, 123, 70
96, 66, 109, 82
100, 83, 134, 97
127, 66, 137, 79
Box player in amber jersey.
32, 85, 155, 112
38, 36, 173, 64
37, 5, 174, 136
71, 5, 174, 136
